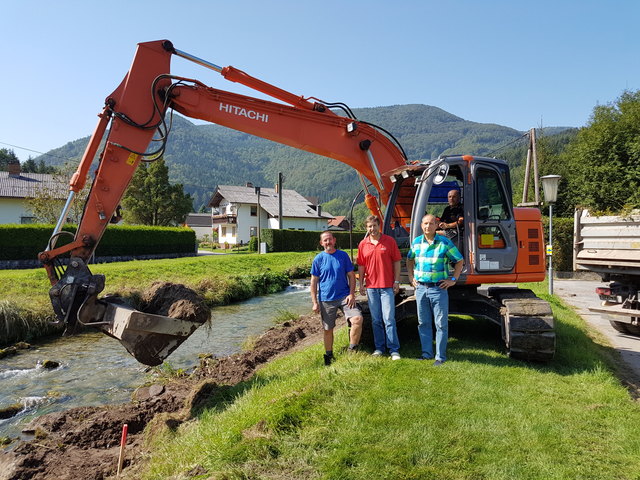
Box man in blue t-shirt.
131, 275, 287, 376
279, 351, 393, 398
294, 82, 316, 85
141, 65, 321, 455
311, 231, 363, 366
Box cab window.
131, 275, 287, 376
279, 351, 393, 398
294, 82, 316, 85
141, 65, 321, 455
476, 168, 510, 221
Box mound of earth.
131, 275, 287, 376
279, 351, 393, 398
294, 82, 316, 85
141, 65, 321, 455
0, 312, 329, 480
139, 282, 210, 324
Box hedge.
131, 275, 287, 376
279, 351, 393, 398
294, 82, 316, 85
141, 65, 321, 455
0, 224, 196, 261
541, 216, 574, 273
251, 229, 366, 253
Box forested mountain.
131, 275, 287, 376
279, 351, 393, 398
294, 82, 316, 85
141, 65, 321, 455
35, 104, 570, 213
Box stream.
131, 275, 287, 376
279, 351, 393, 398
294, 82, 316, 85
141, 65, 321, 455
0, 284, 311, 442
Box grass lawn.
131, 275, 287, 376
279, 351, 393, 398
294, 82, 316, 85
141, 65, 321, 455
0, 251, 316, 307
139, 281, 640, 480
0, 252, 316, 344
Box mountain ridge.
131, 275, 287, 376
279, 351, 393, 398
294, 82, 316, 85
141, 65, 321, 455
35, 104, 573, 210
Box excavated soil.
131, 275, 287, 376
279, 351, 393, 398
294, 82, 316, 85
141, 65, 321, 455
138, 282, 210, 325
0, 311, 328, 480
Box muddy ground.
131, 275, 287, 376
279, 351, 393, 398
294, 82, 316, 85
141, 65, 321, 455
0, 312, 329, 480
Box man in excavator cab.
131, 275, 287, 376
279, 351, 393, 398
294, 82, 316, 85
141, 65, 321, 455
437, 189, 464, 240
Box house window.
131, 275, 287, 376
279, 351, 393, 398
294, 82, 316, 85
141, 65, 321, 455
20, 216, 36, 224
222, 226, 227, 236
250, 206, 257, 216
250, 226, 257, 237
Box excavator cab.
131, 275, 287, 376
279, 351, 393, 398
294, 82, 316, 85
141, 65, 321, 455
382, 156, 554, 361
403, 155, 519, 281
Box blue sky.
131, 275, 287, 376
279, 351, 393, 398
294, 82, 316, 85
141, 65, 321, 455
1, 0, 639, 162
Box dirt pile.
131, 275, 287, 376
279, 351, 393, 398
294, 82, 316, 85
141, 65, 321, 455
139, 282, 210, 325
112, 282, 212, 367
0, 313, 326, 480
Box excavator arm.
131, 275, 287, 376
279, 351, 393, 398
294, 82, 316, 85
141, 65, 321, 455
39, 40, 408, 365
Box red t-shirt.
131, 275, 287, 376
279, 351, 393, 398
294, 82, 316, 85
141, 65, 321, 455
357, 234, 401, 288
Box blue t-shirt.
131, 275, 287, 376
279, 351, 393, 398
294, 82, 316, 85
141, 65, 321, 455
311, 249, 354, 302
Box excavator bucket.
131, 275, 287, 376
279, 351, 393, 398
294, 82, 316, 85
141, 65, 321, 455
78, 294, 204, 366
48, 257, 207, 367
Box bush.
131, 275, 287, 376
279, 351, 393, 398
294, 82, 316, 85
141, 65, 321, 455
0, 224, 196, 261
249, 236, 258, 252
260, 229, 366, 252
541, 216, 573, 272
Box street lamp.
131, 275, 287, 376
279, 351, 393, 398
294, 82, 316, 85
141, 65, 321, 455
540, 175, 561, 295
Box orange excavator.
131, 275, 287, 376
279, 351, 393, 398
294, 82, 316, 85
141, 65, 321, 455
40, 40, 554, 366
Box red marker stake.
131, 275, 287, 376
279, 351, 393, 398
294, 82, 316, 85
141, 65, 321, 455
117, 423, 128, 476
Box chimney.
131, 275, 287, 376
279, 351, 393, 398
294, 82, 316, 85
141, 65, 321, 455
317, 205, 322, 217
8, 162, 21, 178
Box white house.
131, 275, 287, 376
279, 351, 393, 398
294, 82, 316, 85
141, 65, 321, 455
184, 213, 214, 240
209, 184, 334, 245
0, 164, 66, 224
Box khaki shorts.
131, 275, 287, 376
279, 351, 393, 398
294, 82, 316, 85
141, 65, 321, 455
319, 297, 362, 330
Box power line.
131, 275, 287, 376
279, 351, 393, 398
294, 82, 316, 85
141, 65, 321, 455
486, 132, 529, 157
0, 140, 71, 161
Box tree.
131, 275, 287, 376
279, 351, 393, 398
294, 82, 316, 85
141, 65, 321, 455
22, 157, 55, 173
25, 162, 89, 224
0, 148, 19, 170
121, 158, 193, 225
560, 90, 640, 213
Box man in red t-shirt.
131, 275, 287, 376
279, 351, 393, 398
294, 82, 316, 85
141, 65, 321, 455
357, 215, 402, 359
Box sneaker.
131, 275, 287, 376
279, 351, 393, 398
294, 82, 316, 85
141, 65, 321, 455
390, 352, 401, 361
372, 350, 384, 357
323, 353, 334, 366
418, 355, 434, 361
347, 345, 360, 353
433, 360, 445, 366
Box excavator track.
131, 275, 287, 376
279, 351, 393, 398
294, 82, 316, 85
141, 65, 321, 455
488, 287, 555, 362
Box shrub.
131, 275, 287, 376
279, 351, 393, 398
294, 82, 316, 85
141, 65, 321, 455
541, 216, 573, 272
0, 224, 196, 261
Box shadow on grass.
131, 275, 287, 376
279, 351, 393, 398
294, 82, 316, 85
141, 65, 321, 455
395, 297, 633, 381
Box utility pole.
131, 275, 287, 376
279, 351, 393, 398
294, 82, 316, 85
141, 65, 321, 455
255, 186, 261, 252
518, 128, 541, 207
277, 172, 283, 229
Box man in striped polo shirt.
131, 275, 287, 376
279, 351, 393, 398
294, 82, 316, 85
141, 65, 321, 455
406, 214, 464, 365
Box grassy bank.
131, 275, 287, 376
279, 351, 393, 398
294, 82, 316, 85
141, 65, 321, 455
139, 282, 640, 480
0, 252, 315, 345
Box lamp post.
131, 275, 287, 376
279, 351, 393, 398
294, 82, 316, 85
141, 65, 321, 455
540, 175, 561, 295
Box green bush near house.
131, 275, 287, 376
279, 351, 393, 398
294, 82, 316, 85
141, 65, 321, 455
255, 229, 365, 253
0, 224, 196, 261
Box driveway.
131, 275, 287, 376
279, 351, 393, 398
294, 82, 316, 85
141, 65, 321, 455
554, 277, 640, 391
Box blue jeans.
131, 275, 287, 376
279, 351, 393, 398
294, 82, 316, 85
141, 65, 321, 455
415, 284, 449, 361
367, 288, 400, 354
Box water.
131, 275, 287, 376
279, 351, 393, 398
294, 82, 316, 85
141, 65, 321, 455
0, 284, 311, 441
